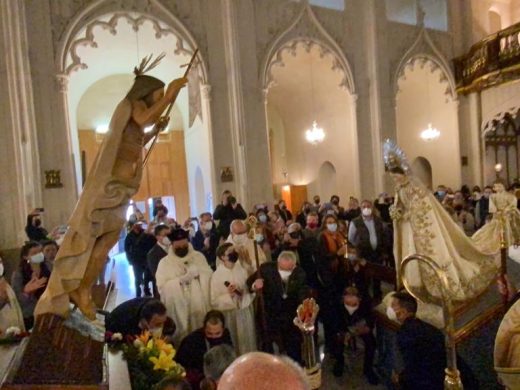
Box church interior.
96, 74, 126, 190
2, 0, 520, 389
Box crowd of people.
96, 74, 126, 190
1, 183, 520, 389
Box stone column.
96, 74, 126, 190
0, 0, 42, 248
200, 83, 218, 206
221, 0, 250, 206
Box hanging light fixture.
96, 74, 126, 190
420, 123, 440, 141
420, 64, 440, 141
305, 49, 325, 145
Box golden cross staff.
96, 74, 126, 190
143, 48, 199, 166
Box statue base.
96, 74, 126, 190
1, 313, 107, 389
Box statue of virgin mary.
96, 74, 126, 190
384, 140, 498, 302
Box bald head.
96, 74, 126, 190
218, 352, 310, 390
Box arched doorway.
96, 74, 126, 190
396, 56, 460, 189
412, 156, 433, 189
58, 11, 215, 223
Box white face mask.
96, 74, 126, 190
278, 270, 292, 281
255, 233, 264, 243
0, 263, 4, 277
327, 223, 337, 233
149, 326, 163, 339
161, 236, 171, 247
344, 304, 358, 315
189, 228, 196, 238
204, 221, 213, 231
30, 252, 45, 264
362, 208, 372, 217
386, 306, 397, 322
233, 233, 248, 246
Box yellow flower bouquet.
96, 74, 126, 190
118, 331, 185, 390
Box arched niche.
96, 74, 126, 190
412, 156, 433, 189
396, 56, 461, 189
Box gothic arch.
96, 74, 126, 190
260, 1, 355, 94
55, 0, 208, 83
393, 27, 456, 100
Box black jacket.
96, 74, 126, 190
337, 298, 374, 333
213, 203, 247, 239
247, 262, 309, 330
105, 297, 175, 337
176, 328, 233, 374
396, 317, 478, 390
192, 228, 219, 269
146, 244, 167, 279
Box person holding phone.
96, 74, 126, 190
212, 190, 247, 241
25, 209, 48, 242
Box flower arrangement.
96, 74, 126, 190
106, 330, 185, 390
0, 326, 29, 344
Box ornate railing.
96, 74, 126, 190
453, 22, 520, 94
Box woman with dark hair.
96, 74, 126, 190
25, 212, 48, 242
11, 241, 50, 329
316, 214, 348, 352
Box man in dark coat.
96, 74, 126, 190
390, 292, 478, 390
247, 251, 309, 363
176, 310, 233, 389
192, 212, 219, 269
105, 297, 175, 339
147, 224, 171, 297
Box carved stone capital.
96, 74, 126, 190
55, 74, 69, 93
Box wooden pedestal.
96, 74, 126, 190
1, 314, 107, 389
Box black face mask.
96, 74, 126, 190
314, 199, 320, 204
174, 246, 189, 258
332, 199, 339, 205
34, 219, 42, 227
207, 336, 225, 348
227, 251, 239, 263
289, 232, 301, 240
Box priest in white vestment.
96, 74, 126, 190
156, 228, 213, 345
210, 243, 256, 355
226, 219, 266, 276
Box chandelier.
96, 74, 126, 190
305, 121, 325, 145
304, 51, 325, 145
420, 123, 440, 141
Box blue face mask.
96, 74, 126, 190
437, 191, 446, 197
259, 214, 267, 223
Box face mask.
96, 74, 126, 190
347, 254, 357, 261
204, 221, 213, 231
326, 210, 335, 216
255, 233, 264, 243
437, 191, 446, 197
233, 233, 248, 246
34, 219, 42, 227
30, 252, 45, 264
189, 228, 196, 239
227, 251, 239, 263
278, 270, 292, 281
332, 199, 339, 205
386, 306, 397, 322
149, 326, 163, 339
174, 246, 189, 258
0, 263, 4, 277
327, 223, 337, 233
307, 221, 318, 229
207, 337, 225, 348
362, 208, 372, 217
304, 207, 311, 213
314, 199, 320, 205
289, 232, 301, 239
259, 214, 267, 223
344, 304, 358, 315
161, 236, 171, 247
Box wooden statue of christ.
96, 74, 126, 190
35, 56, 187, 320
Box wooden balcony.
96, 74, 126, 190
453, 22, 520, 94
